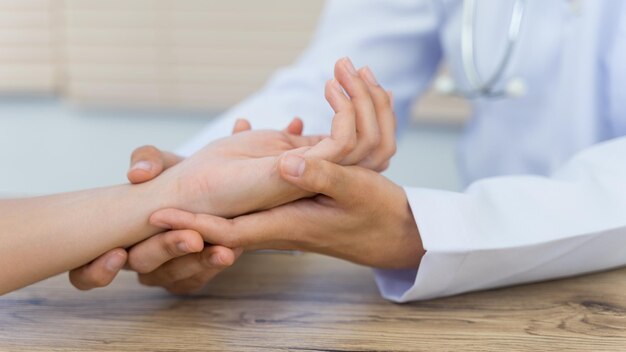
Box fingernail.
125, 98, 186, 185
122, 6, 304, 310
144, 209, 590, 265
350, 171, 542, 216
362, 66, 379, 86
282, 154, 305, 177
342, 57, 358, 76
105, 253, 125, 272
131, 160, 152, 172
176, 241, 189, 253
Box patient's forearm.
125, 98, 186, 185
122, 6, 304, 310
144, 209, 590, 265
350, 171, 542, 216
0, 182, 168, 294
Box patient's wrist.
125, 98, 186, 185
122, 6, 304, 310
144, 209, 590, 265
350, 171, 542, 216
145, 163, 216, 215
144, 168, 186, 210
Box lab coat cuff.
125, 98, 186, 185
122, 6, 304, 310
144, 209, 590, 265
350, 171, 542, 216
373, 187, 473, 302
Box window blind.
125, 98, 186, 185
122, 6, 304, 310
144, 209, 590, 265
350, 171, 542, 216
0, 0, 59, 93
61, 0, 325, 111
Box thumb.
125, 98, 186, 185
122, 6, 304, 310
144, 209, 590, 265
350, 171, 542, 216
278, 155, 351, 201
128, 146, 182, 184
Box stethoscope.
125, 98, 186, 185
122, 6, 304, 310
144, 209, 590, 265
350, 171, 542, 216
435, 0, 528, 99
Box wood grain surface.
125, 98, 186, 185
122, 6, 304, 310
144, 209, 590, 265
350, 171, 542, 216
1, 252, 626, 351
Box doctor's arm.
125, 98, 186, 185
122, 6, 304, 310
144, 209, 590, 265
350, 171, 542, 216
150, 136, 626, 301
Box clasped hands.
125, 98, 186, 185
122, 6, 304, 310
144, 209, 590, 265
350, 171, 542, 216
70, 58, 424, 294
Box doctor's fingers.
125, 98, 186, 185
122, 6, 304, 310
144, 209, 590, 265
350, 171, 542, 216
150, 160, 360, 247
127, 229, 205, 274
137, 246, 240, 289
333, 58, 383, 165
355, 67, 397, 171
149, 208, 291, 249
305, 58, 384, 166
69, 248, 128, 290
303, 78, 357, 162
127, 146, 184, 184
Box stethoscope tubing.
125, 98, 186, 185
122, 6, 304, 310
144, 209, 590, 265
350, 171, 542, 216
446, 0, 527, 99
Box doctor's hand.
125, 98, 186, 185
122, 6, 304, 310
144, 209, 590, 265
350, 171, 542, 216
150, 156, 425, 270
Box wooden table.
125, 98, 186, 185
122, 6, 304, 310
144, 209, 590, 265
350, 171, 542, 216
2, 253, 626, 351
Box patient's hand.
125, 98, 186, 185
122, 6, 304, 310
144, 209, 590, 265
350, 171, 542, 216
159, 126, 323, 218
156, 58, 395, 218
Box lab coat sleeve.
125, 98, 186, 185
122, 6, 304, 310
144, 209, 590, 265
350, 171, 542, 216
175, 0, 443, 156
374, 137, 626, 302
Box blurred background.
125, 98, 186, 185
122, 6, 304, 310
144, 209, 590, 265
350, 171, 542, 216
0, 0, 468, 196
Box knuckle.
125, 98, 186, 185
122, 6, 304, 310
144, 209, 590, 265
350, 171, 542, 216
364, 132, 381, 150
163, 240, 181, 258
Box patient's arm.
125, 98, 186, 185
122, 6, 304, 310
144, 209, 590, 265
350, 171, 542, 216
0, 183, 166, 294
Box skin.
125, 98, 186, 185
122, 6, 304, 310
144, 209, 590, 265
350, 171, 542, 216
0, 115, 342, 295
2, 58, 394, 295
152, 156, 425, 270
70, 59, 402, 293
0, 182, 167, 295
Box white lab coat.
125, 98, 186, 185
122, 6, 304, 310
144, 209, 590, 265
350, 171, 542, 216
177, 0, 626, 301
